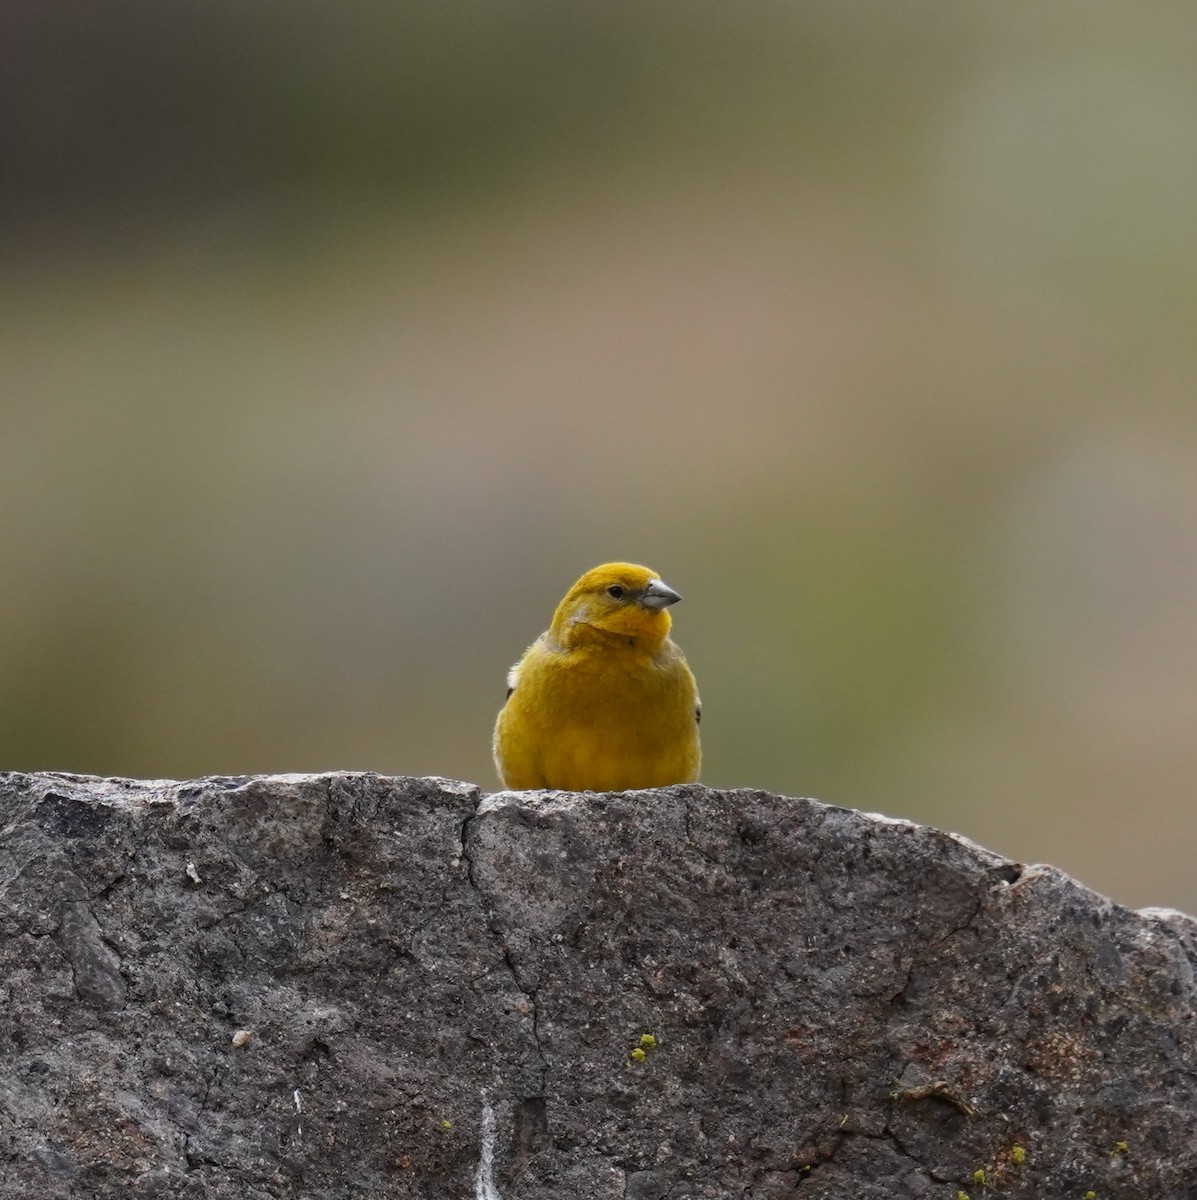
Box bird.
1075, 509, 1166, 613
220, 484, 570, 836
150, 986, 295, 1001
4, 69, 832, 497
493, 562, 701, 791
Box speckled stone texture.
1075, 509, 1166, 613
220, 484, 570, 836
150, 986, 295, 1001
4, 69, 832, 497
1, 773, 1194, 1199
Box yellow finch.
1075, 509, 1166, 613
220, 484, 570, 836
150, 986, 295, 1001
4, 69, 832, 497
493, 562, 701, 791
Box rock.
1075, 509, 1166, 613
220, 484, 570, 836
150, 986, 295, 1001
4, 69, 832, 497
0, 771, 1194, 1199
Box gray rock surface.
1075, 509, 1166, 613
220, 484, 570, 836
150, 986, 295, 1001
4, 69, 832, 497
1, 772, 1195, 1199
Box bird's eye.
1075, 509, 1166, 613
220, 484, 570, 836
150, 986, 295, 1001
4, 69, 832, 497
606, 585, 626, 599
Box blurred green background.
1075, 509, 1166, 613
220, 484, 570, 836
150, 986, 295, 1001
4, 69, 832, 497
3, 3, 1196, 911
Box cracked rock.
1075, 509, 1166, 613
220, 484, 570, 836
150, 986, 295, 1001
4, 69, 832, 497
1, 772, 1195, 1199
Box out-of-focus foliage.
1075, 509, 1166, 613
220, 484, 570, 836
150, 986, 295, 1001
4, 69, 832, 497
3, 3, 1196, 910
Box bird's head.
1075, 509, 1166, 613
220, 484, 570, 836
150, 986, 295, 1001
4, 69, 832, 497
550, 562, 682, 651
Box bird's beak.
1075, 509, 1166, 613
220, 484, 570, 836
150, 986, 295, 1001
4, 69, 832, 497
640, 578, 683, 609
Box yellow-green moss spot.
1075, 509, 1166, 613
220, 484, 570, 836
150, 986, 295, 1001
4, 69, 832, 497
1011, 1144, 1026, 1165
440, 1120, 453, 1130
799, 1165, 811, 1174
1110, 1141, 1129, 1157
973, 1168, 986, 1184
1084, 1192, 1096, 1199
627, 1031, 659, 1063
956, 1191, 970, 1200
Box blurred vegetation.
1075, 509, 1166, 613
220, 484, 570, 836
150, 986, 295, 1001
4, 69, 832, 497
2, 3, 1197, 911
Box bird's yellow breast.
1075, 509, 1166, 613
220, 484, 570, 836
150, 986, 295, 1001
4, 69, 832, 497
494, 636, 700, 792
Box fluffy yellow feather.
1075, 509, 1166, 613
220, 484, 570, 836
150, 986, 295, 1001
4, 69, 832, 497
493, 563, 701, 791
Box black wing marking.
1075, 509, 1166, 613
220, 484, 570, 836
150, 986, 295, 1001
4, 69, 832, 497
506, 685, 514, 700
695, 702, 702, 725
